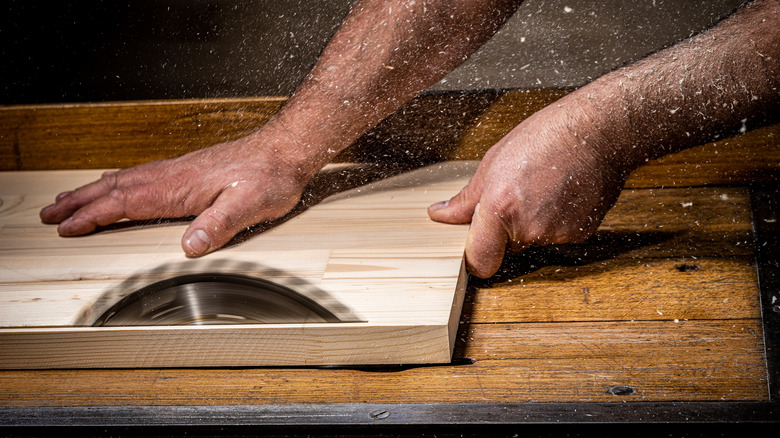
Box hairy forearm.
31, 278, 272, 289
261, 0, 523, 174
567, 0, 779, 173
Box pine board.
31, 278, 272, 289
0, 162, 473, 368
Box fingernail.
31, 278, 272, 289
429, 200, 449, 211
57, 217, 75, 234
185, 229, 211, 255
55, 191, 72, 201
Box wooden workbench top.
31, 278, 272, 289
0, 184, 767, 406
0, 92, 777, 430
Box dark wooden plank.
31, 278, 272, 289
2, 92, 778, 188
465, 185, 758, 323
468, 257, 760, 324
438, 90, 780, 188
2, 402, 779, 428
625, 124, 780, 188
0, 98, 285, 171
586, 186, 753, 258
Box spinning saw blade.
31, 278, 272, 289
93, 273, 345, 326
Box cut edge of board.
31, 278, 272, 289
447, 259, 468, 358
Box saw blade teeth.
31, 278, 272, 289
93, 273, 344, 326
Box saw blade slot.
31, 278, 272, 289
93, 273, 347, 326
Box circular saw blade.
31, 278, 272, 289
93, 273, 342, 326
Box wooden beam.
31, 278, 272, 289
0, 98, 285, 171
2, 91, 777, 187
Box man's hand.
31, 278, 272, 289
430, 0, 778, 278
40, 132, 312, 257
39, 0, 523, 259
428, 96, 626, 278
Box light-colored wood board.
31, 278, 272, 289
0, 324, 456, 369
0, 162, 473, 368
2, 92, 777, 188
0, 320, 766, 405
0, 185, 754, 260
469, 257, 760, 323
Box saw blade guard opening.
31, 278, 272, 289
93, 273, 346, 326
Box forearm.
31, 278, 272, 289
564, 0, 779, 173
258, 0, 523, 176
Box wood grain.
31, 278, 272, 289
579, 187, 753, 258
0, 79, 772, 407
0, 98, 285, 170
0, 163, 768, 400
0, 163, 473, 368
468, 257, 760, 323
2, 91, 777, 187
0, 320, 766, 405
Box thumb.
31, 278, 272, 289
181, 187, 273, 257
465, 202, 510, 278
427, 178, 484, 224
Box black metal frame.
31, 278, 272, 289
752, 183, 780, 402
2, 184, 778, 433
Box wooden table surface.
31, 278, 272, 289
1, 91, 778, 433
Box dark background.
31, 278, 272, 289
2, 0, 746, 104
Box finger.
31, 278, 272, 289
464, 203, 509, 278
56, 189, 131, 236
427, 175, 484, 224
55, 191, 73, 202
40, 164, 162, 224
181, 187, 293, 257
56, 183, 183, 236
40, 173, 121, 224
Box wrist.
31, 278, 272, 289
561, 80, 650, 179
243, 116, 342, 184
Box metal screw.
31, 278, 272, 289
369, 409, 390, 420
607, 385, 636, 396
